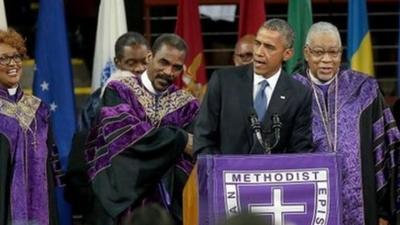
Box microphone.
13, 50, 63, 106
270, 113, 282, 150
249, 112, 265, 150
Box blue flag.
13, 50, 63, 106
347, 0, 374, 76
33, 0, 76, 224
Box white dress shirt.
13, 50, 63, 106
253, 67, 281, 110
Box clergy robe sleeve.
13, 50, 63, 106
90, 85, 189, 218
0, 134, 10, 225
371, 93, 400, 222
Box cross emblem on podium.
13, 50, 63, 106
249, 188, 306, 225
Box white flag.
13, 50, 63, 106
0, 0, 7, 30
91, 0, 127, 91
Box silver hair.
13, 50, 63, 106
260, 18, 295, 48
305, 21, 342, 47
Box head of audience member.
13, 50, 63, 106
233, 34, 255, 66
147, 33, 187, 93
123, 204, 175, 225
304, 21, 343, 82
114, 32, 151, 76
217, 213, 271, 225
253, 18, 294, 78
0, 29, 27, 89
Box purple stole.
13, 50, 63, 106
86, 76, 199, 181
0, 87, 51, 225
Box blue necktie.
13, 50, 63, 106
254, 80, 269, 121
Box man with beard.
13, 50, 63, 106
85, 33, 200, 225
293, 22, 400, 225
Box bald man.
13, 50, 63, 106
233, 34, 255, 66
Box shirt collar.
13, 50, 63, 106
253, 67, 281, 90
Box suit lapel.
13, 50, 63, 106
238, 65, 255, 138
240, 65, 254, 111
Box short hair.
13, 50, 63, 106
260, 18, 295, 49
115, 32, 149, 58
234, 34, 255, 53
123, 204, 175, 225
151, 33, 187, 55
0, 28, 27, 58
305, 21, 342, 47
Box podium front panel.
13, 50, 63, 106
183, 153, 342, 225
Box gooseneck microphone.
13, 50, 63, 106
249, 112, 282, 154
270, 113, 282, 150
249, 112, 264, 150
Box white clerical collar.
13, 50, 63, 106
141, 70, 159, 95
8, 86, 18, 96
308, 70, 337, 86
253, 67, 281, 90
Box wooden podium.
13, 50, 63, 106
183, 153, 342, 225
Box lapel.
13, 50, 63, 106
262, 71, 290, 127
238, 65, 255, 135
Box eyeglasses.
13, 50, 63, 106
234, 52, 253, 62
0, 53, 23, 66
306, 46, 342, 59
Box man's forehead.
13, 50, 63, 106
309, 33, 340, 47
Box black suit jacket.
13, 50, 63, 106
194, 64, 313, 155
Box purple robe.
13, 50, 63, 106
85, 75, 199, 224
0, 87, 55, 225
294, 69, 400, 225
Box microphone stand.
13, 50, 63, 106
249, 113, 281, 154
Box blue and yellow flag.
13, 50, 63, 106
347, 0, 374, 76
33, 0, 77, 224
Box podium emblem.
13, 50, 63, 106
223, 169, 329, 225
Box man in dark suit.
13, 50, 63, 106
194, 18, 313, 155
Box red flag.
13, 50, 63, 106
238, 0, 266, 38
175, 0, 207, 99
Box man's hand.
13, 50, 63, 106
379, 218, 389, 225
184, 133, 193, 156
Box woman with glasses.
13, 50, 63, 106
0, 29, 59, 225
294, 22, 400, 225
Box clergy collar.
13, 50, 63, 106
141, 70, 169, 95
0, 84, 22, 101
253, 67, 281, 90
308, 70, 337, 86
8, 86, 18, 96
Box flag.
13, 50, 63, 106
91, 0, 127, 91
238, 0, 265, 38
175, 0, 207, 99
347, 0, 374, 76
0, 0, 7, 29
286, 0, 313, 74
33, 0, 77, 224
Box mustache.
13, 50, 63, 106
156, 74, 174, 83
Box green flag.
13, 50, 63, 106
286, 0, 313, 74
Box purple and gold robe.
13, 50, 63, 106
294, 69, 400, 225
85, 75, 199, 225
0, 87, 59, 225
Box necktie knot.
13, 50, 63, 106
254, 80, 269, 121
